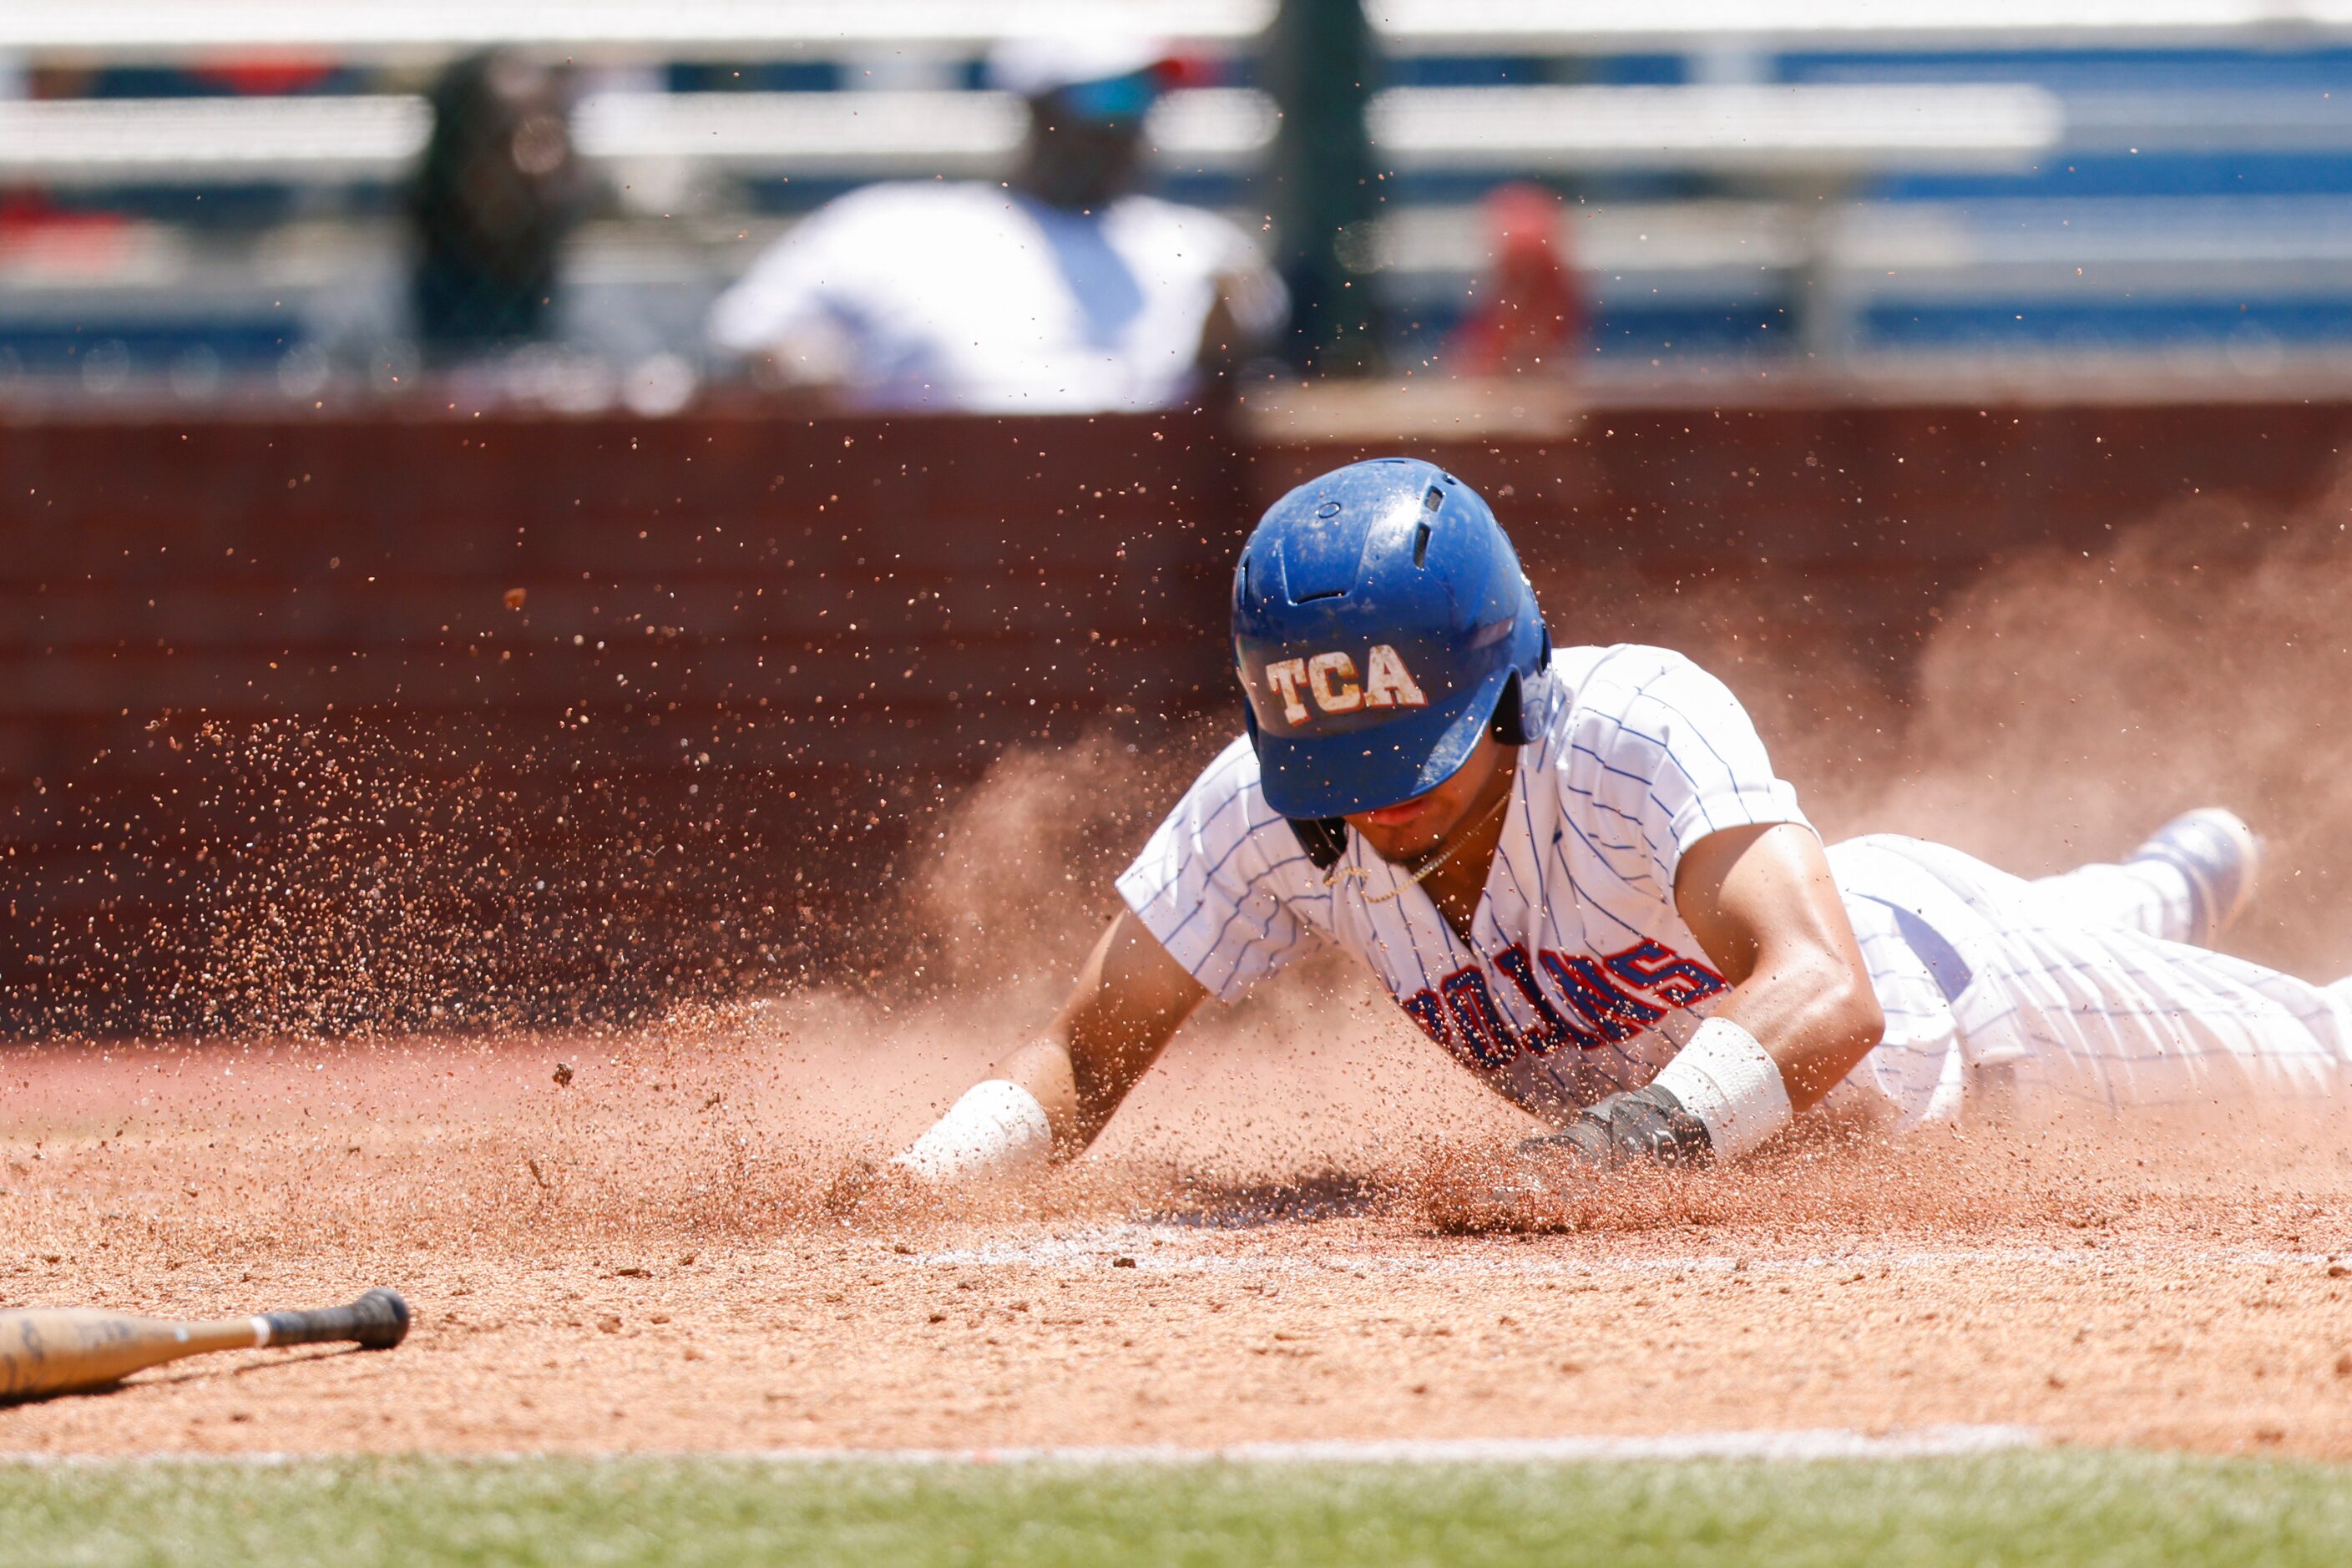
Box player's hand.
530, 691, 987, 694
1515, 1084, 1714, 1177
1432, 1085, 1714, 1233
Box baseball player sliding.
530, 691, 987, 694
889, 458, 2352, 1192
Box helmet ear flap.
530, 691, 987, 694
1286, 815, 1350, 870
1491, 670, 1532, 746
1491, 621, 1550, 746
1247, 700, 1349, 868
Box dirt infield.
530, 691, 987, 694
3, 1008, 2350, 1462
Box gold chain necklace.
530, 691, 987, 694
1323, 787, 1514, 904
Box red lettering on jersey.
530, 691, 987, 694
1398, 939, 1722, 1076
1399, 989, 1452, 1051
1538, 949, 1667, 1043
1603, 938, 1730, 1007
1439, 966, 1520, 1070
1492, 943, 1599, 1052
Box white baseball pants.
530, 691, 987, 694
1831, 834, 2352, 1130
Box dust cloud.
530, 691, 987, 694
1834, 486, 2352, 984
18, 477, 2352, 1247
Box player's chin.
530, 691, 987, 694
1347, 816, 1449, 864
1354, 831, 1433, 865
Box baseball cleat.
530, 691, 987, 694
2128, 807, 2260, 947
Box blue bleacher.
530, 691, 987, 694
1778, 46, 2352, 95
1442, 43, 2352, 357
1882, 153, 2352, 202
0, 321, 296, 375
1867, 296, 2352, 350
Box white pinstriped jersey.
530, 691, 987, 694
1117, 644, 1810, 1123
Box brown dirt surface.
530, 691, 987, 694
3, 1010, 2351, 1461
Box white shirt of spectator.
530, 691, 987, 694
1115, 645, 1811, 1125
707, 181, 1285, 413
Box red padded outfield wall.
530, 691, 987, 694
4, 391, 2349, 1034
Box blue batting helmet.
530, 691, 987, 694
1233, 458, 1549, 819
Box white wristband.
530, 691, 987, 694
1649, 1016, 1793, 1162
888, 1079, 1053, 1183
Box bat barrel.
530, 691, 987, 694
259, 1287, 410, 1350
1, 1309, 238, 1400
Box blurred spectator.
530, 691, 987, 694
409, 52, 589, 364
1445, 184, 1584, 377
185, 60, 340, 96
706, 38, 1286, 412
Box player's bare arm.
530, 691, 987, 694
1671, 822, 1884, 1115
895, 798, 1882, 1186
893, 724, 1518, 1184
888, 911, 1204, 1181
1509, 825, 1885, 1178
993, 911, 1208, 1154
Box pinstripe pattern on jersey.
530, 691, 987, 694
1829, 835, 2352, 1129
1115, 645, 1809, 1122
1118, 648, 2352, 1136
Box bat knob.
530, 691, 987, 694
350, 1288, 412, 1350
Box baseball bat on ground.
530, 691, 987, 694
0, 1287, 410, 1401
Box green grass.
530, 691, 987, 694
3, 1450, 2349, 1567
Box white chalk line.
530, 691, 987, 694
754, 1425, 2046, 1466
0, 1424, 2041, 1469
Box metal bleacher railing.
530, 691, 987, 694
7, 1, 2352, 393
